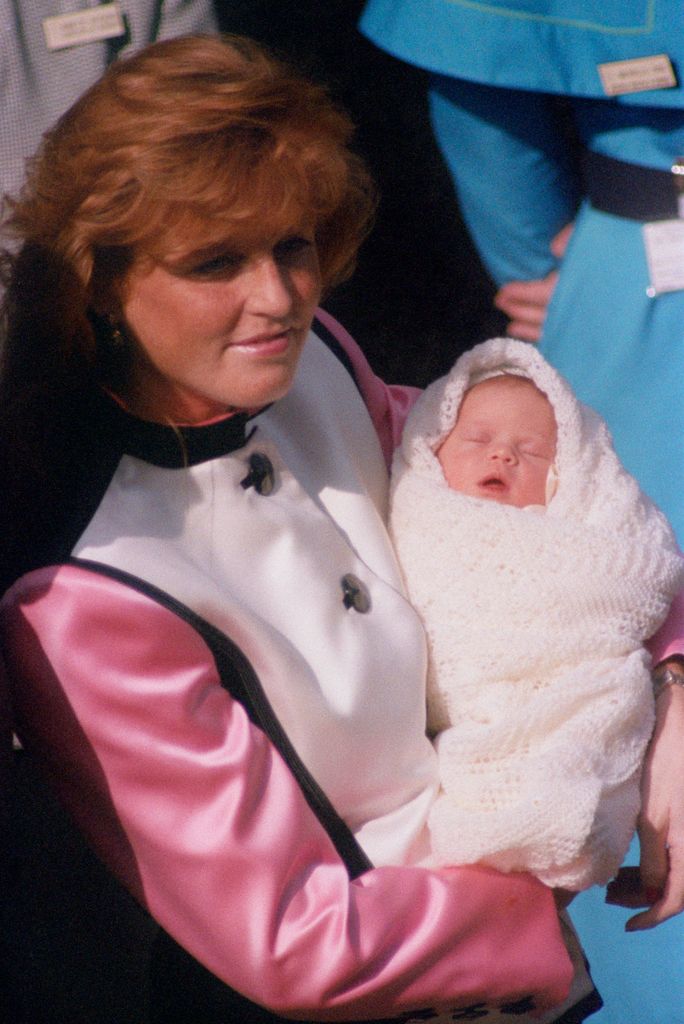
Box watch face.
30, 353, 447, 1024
654, 666, 684, 697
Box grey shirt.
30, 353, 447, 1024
1, 0, 217, 217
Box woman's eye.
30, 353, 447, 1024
274, 236, 314, 263
187, 253, 242, 278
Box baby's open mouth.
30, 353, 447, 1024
479, 475, 507, 491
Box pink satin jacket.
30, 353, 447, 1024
4, 311, 668, 1022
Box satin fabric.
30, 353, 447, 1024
4, 316, 680, 1018
2, 565, 575, 1020
0, 319, 577, 1019
70, 334, 438, 870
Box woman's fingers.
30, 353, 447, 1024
618, 685, 684, 930
494, 272, 559, 342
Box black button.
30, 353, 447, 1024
341, 573, 371, 613
498, 996, 535, 1016
449, 1005, 490, 1020
240, 452, 275, 495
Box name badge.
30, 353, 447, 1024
643, 220, 684, 296
43, 3, 125, 51
598, 54, 676, 96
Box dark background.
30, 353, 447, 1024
216, 0, 504, 386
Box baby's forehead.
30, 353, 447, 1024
462, 373, 551, 410
456, 373, 557, 439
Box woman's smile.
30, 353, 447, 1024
118, 234, 322, 424
228, 328, 294, 355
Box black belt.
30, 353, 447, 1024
582, 149, 684, 221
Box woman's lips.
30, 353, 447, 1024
231, 330, 292, 355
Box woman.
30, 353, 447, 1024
0, 34, 680, 1023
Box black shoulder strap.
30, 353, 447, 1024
312, 314, 360, 391
68, 557, 373, 880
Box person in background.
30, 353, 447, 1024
1, 0, 217, 225
359, 4, 684, 1020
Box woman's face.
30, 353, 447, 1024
118, 229, 322, 423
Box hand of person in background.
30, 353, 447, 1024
606, 677, 684, 929
494, 223, 574, 342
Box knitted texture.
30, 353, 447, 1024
390, 338, 684, 889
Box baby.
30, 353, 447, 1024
437, 372, 557, 509
390, 337, 684, 890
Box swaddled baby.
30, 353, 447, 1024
390, 338, 684, 890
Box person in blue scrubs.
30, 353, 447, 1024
360, 3, 684, 1022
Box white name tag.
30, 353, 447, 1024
598, 54, 677, 96
643, 219, 684, 296
43, 3, 125, 51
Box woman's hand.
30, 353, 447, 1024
607, 677, 684, 930
493, 224, 574, 343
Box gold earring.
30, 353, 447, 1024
107, 315, 126, 348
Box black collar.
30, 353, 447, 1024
96, 391, 262, 468
92, 316, 351, 469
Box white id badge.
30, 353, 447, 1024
598, 54, 677, 96
643, 219, 684, 296
43, 3, 125, 51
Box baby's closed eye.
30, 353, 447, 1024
520, 441, 554, 459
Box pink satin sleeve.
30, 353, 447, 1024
1, 566, 573, 1020
648, 587, 684, 664
315, 308, 420, 469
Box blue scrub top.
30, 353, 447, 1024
360, 0, 684, 106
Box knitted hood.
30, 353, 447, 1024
398, 335, 656, 530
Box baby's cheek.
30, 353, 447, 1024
528, 465, 551, 505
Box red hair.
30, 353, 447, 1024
0, 36, 376, 591
4, 34, 375, 300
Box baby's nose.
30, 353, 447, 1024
489, 443, 516, 463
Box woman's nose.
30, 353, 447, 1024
247, 257, 293, 315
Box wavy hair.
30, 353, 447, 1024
0, 35, 376, 590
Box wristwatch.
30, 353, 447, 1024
652, 662, 684, 700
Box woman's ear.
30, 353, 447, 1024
88, 246, 132, 319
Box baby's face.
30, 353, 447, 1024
437, 375, 557, 508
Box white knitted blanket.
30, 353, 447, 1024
390, 338, 684, 889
